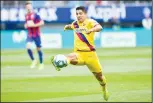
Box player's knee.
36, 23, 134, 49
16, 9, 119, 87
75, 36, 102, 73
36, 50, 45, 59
70, 59, 78, 65
37, 47, 41, 51
67, 54, 78, 65
26, 43, 31, 49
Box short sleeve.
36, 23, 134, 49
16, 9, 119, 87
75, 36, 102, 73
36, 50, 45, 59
35, 14, 41, 22
90, 19, 100, 28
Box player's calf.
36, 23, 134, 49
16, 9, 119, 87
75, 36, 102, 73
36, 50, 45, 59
68, 59, 78, 65
92, 72, 106, 86
92, 72, 109, 101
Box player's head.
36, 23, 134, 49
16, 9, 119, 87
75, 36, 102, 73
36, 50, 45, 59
76, 6, 87, 23
25, 2, 33, 13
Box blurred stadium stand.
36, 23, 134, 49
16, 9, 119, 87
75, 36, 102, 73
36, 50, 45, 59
1, 0, 151, 7
1, 0, 152, 49
1, 0, 152, 30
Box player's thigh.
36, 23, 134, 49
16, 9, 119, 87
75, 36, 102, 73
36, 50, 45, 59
26, 37, 33, 49
87, 60, 102, 73
66, 52, 85, 65
33, 37, 42, 49
86, 52, 102, 73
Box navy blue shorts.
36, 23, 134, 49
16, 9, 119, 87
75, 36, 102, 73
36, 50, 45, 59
26, 36, 42, 48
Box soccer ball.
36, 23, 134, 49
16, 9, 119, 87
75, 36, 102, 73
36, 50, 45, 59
53, 54, 68, 68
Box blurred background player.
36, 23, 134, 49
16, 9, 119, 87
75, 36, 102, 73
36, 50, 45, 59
51, 6, 109, 101
24, 1, 44, 70
142, 7, 152, 30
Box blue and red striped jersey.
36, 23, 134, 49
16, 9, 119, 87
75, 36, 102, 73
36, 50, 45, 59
25, 12, 41, 37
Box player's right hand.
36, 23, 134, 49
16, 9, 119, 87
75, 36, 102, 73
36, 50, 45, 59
27, 20, 35, 28
64, 25, 68, 31
64, 25, 71, 31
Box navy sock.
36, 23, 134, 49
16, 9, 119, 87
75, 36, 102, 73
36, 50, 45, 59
27, 49, 34, 61
38, 50, 43, 64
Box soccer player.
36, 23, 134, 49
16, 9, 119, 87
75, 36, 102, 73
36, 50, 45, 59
51, 6, 109, 101
24, 2, 44, 70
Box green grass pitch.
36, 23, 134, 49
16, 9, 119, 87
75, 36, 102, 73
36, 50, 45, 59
1, 47, 152, 102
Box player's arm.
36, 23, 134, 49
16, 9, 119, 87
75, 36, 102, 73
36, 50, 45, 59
87, 24, 102, 34
64, 24, 72, 31
27, 20, 44, 28
64, 21, 75, 31
33, 20, 44, 27
86, 20, 102, 34
27, 14, 44, 28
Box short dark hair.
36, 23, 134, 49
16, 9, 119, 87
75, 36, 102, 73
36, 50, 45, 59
25, 1, 32, 5
76, 6, 87, 13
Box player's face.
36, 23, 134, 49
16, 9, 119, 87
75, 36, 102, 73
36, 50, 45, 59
26, 4, 33, 13
76, 10, 86, 23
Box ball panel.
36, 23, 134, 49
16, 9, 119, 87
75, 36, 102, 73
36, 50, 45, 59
53, 54, 67, 68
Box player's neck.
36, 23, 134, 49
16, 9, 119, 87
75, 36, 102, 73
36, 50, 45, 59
78, 18, 87, 24
27, 10, 33, 14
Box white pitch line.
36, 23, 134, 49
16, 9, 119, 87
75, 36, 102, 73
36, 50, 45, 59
22, 93, 104, 102
22, 89, 151, 102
